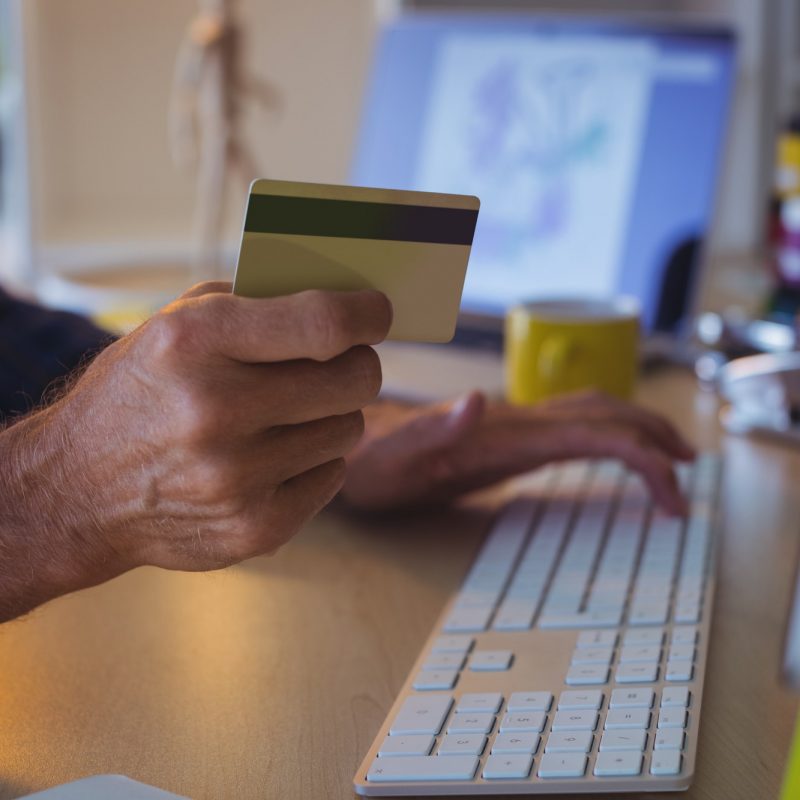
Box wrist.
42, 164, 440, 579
0, 404, 127, 620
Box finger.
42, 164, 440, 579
366, 391, 486, 463
589, 395, 695, 461
179, 289, 393, 363
179, 281, 233, 299
262, 458, 347, 551
262, 412, 365, 482
543, 391, 695, 461
561, 425, 688, 516
224, 345, 382, 428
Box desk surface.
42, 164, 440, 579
0, 368, 798, 800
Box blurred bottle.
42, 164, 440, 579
769, 114, 800, 319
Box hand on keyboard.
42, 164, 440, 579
343, 390, 694, 514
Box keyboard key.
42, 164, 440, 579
552, 710, 598, 731
571, 647, 614, 665
619, 645, 661, 663
615, 663, 659, 683
469, 650, 513, 671
492, 602, 537, 631
668, 645, 696, 662
661, 687, 691, 708
593, 750, 643, 777
491, 732, 540, 755
670, 626, 698, 645
431, 635, 474, 654
366, 755, 478, 782
558, 690, 603, 710
537, 752, 587, 778
577, 630, 618, 648
499, 712, 547, 733
565, 664, 609, 685
658, 708, 688, 729
539, 610, 621, 629
507, 691, 552, 712
545, 730, 593, 753
654, 729, 685, 750
604, 709, 651, 729
599, 730, 647, 751
674, 604, 702, 624
456, 693, 503, 714
610, 688, 654, 709
390, 694, 453, 735
447, 713, 495, 734
622, 627, 664, 646
413, 668, 459, 691
421, 653, 466, 671
377, 734, 435, 757
482, 753, 533, 779
442, 607, 493, 633
438, 733, 487, 756
665, 661, 694, 681
628, 606, 668, 626
651, 750, 683, 775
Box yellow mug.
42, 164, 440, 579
505, 298, 640, 405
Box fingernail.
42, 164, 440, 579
447, 395, 472, 425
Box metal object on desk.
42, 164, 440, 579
716, 352, 800, 445
695, 310, 797, 355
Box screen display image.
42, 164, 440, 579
352, 16, 736, 333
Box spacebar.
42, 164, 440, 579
366, 755, 478, 782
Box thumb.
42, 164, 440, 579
377, 391, 487, 461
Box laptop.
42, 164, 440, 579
351, 13, 736, 400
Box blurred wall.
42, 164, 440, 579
20, 0, 779, 277
22, 0, 377, 256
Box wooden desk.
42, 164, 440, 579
0, 369, 797, 799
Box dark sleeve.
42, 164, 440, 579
0, 287, 115, 420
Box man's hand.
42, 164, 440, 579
342, 390, 695, 515
0, 282, 391, 621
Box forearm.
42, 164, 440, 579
0, 406, 123, 622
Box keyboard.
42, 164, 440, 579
353, 453, 721, 795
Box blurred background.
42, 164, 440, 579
0, 0, 799, 336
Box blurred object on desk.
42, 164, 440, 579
692, 308, 796, 389
716, 352, 800, 446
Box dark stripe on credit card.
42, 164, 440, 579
244, 193, 478, 245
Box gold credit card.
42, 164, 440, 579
233, 179, 480, 343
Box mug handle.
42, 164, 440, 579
538, 335, 577, 385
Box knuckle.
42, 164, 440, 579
341, 409, 366, 443
323, 457, 348, 495
348, 345, 383, 401
145, 308, 198, 361
303, 291, 354, 360
185, 457, 244, 508
182, 280, 231, 299
172, 383, 223, 444
258, 507, 307, 554
325, 411, 365, 455
220, 518, 263, 562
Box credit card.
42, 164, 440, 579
233, 179, 480, 342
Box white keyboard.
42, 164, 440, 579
354, 454, 721, 795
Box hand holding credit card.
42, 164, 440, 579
233, 179, 480, 342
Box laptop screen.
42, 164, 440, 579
352, 15, 736, 334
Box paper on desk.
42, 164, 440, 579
18, 775, 189, 800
